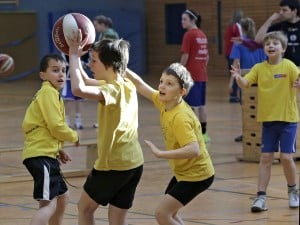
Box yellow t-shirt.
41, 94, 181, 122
22, 81, 78, 160
152, 91, 214, 181
244, 59, 299, 122
94, 78, 144, 171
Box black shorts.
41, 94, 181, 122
84, 165, 143, 209
165, 175, 214, 205
23, 156, 68, 201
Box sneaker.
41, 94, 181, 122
288, 189, 299, 208
229, 97, 240, 103
251, 196, 268, 213
74, 117, 84, 130
203, 134, 211, 143
234, 135, 243, 142
93, 123, 98, 128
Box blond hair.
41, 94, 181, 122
263, 31, 288, 50
240, 17, 256, 40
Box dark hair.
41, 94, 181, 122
230, 9, 243, 24
39, 54, 65, 72
280, 0, 300, 16
106, 17, 113, 28
94, 15, 108, 25
91, 39, 129, 75
163, 63, 194, 95
183, 9, 202, 28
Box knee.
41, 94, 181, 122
77, 201, 94, 216
280, 153, 294, 164
155, 208, 169, 225
260, 154, 273, 166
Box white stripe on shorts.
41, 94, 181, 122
43, 165, 50, 200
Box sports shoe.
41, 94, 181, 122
229, 97, 240, 103
251, 196, 268, 213
288, 189, 299, 208
74, 117, 84, 130
203, 134, 211, 143
93, 123, 98, 128
234, 135, 243, 142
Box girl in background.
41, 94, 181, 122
180, 9, 210, 143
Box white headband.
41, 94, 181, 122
184, 10, 198, 20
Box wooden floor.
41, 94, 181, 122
0, 75, 299, 225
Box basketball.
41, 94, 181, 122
0, 53, 15, 76
52, 13, 96, 55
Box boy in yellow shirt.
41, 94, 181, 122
126, 63, 214, 225
22, 54, 79, 225
231, 31, 300, 212
68, 32, 143, 225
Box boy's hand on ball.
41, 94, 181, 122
67, 29, 89, 56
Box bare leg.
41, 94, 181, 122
155, 194, 184, 225
108, 204, 128, 225
77, 191, 99, 225
198, 106, 207, 123
280, 153, 297, 186
49, 192, 69, 225
30, 198, 57, 225
257, 153, 274, 192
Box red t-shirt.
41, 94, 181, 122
181, 29, 208, 82
224, 23, 242, 56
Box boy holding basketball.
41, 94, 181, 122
126, 63, 214, 225
231, 31, 300, 212
67, 32, 144, 225
22, 54, 79, 225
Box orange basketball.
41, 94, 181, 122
0, 53, 15, 76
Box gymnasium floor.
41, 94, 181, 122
0, 75, 299, 225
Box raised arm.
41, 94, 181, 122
126, 68, 156, 101
67, 30, 104, 101
255, 13, 281, 43
77, 59, 101, 86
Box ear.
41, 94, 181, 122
39, 72, 46, 81
180, 88, 187, 96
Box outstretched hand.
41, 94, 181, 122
230, 63, 242, 81
66, 29, 89, 56
144, 140, 162, 158
231, 37, 242, 44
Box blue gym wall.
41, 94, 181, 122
0, 0, 146, 74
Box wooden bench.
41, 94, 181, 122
0, 139, 97, 183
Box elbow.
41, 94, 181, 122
71, 87, 82, 97
188, 149, 200, 158
193, 148, 200, 157
190, 143, 200, 157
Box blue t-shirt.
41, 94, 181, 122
230, 38, 266, 69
